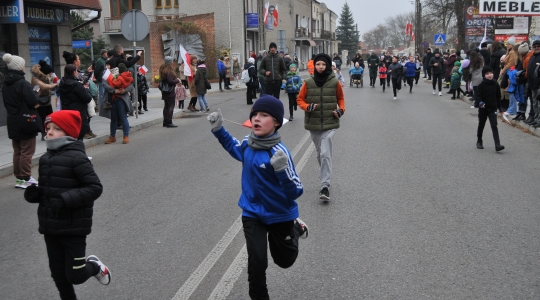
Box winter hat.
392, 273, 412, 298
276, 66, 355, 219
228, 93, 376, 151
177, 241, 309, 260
118, 63, 127, 73
506, 36, 516, 45
3, 53, 25, 70
164, 56, 173, 65
332, 61, 336, 68
248, 57, 255, 64
107, 50, 115, 58
269, 42, 278, 50
250, 95, 284, 130
314, 53, 332, 68
454, 61, 461, 67
533, 40, 540, 47
518, 42, 530, 55
44, 110, 82, 139
433, 49, 440, 54
289, 63, 297, 69
39, 60, 53, 75
482, 66, 494, 77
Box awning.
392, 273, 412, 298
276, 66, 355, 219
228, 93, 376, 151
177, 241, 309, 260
42, 0, 102, 10
308, 40, 316, 46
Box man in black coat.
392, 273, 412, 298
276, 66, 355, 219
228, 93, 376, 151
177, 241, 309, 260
423, 48, 434, 80
258, 42, 287, 99
527, 40, 540, 127
479, 42, 491, 66
2, 53, 41, 188
107, 44, 142, 69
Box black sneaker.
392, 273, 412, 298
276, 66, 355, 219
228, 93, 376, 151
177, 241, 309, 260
295, 218, 309, 239
319, 187, 330, 201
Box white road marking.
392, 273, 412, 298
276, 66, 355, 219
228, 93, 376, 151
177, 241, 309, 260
171, 131, 314, 300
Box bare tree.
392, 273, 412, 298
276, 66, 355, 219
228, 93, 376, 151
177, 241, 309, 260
385, 12, 415, 48
362, 24, 388, 49
423, 0, 456, 35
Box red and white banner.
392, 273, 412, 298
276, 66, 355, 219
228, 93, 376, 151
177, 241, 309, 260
405, 22, 413, 36
178, 44, 193, 80
263, 2, 278, 28
139, 65, 148, 75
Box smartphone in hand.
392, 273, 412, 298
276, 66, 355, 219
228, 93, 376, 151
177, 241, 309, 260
33, 85, 40, 91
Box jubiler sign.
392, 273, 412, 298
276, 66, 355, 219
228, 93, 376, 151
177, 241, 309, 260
480, 0, 540, 15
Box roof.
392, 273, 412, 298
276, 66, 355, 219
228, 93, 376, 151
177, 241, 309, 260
39, 0, 102, 10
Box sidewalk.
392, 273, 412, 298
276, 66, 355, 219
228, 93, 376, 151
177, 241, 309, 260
0, 70, 314, 179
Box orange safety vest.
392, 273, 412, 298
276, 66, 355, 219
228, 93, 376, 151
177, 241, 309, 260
307, 60, 314, 75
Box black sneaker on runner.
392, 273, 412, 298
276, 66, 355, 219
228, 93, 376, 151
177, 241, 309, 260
295, 218, 309, 239
319, 187, 330, 201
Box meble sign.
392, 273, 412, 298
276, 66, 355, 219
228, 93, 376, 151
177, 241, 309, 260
480, 0, 540, 15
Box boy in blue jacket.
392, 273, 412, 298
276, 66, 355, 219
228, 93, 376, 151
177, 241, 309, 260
284, 63, 303, 121
207, 95, 308, 299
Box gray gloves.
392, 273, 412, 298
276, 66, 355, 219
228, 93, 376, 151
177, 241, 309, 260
270, 150, 288, 172
207, 109, 223, 132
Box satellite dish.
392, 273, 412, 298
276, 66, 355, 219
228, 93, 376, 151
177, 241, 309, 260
300, 18, 308, 28
320, 3, 328, 13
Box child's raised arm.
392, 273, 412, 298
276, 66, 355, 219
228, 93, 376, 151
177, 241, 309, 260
208, 110, 246, 162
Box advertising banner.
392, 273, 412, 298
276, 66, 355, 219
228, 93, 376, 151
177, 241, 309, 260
495, 17, 528, 34
494, 18, 513, 29
246, 13, 258, 29
494, 34, 528, 44
0, 0, 24, 24
480, 0, 540, 15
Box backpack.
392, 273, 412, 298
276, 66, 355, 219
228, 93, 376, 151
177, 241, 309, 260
241, 66, 253, 83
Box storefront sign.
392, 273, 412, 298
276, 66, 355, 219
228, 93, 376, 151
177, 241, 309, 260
25, 4, 66, 23
466, 6, 480, 19
494, 34, 528, 44
0, 0, 24, 24
246, 13, 258, 29
495, 17, 529, 34
480, 0, 540, 15
466, 18, 492, 28
72, 40, 92, 49
466, 27, 495, 36
494, 18, 513, 29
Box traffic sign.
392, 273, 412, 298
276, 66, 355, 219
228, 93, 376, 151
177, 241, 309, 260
421, 41, 429, 49
434, 34, 446, 45
121, 10, 149, 42
72, 40, 92, 49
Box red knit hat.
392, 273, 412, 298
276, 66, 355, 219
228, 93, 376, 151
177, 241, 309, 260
44, 110, 82, 139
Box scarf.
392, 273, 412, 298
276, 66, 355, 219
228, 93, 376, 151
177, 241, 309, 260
313, 54, 333, 87
248, 131, 281, 150
45, 136, 77, 150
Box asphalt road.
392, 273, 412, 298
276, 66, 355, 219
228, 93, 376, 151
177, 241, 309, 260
1, 76, 540, 300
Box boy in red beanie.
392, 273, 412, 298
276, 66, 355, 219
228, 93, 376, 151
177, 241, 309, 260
207, 96, 309, 299
24, 110, 111, 299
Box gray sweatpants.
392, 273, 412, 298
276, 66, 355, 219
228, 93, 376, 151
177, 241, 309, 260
310, 129, 335, 189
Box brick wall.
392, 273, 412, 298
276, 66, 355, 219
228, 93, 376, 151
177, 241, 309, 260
149, 13, 216, 83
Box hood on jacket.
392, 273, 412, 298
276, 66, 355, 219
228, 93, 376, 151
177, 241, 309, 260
58, 76, 80, 94
4, 70, 26, 85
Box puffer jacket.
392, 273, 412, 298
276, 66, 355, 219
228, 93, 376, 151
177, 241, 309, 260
194, 65, 208, 95
258, 52, 287, 82
301, 74, 341, 131
490, 48, 506, 80
429, 56, 445, 75
211, 127, 303, 225
285, 71, 302, 93
24, 140, 103, 236
444, 54, 457, 78
2, 70, 41, 139
57, 76, 92, 138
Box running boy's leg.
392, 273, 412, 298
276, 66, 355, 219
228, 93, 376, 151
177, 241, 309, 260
310, 130, 335, 189
242, 217, 270, 300
268, 220, 299, 269
392, 78, 398, 97
407, 77, 414, 91
477, 108, 488, 142
287, 93, 296, 117
45, 235, 77, 300
487, 110, 501, 145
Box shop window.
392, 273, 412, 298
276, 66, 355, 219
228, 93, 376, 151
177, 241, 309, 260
110, 0, 142, 17
156, 0, 162, 8
165, 0, 172, 8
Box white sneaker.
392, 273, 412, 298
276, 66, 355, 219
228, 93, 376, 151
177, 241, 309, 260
18, 177, 38, 189
393, 97, 397, 100
295, 218, 309, 239
15, 179, 23, 188
438, 92, 442, 96
88, 156, 93, 160
87, 255, 111, 285
433, 90, 436, 95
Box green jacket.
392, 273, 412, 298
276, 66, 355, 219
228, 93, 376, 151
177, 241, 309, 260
94, 56, 107, 83
367, 55, 380, 69
303, 74, 340, 131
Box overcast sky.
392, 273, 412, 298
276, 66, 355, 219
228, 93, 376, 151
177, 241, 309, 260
325, 0, 415, 39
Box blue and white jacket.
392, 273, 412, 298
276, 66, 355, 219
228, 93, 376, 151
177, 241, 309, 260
212, 127, 303, 224
217, 60, 226, 75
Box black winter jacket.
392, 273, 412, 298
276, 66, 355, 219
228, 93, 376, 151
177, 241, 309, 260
194, 66, 208, 95
429, 56, 445, 75
475, 79, 502, 111
2, 70, 41, 139
480, 49, 491, 66
258, 52, 287, 82
24, 141, 103, 236
527, 52, 540, 90
57, 76, 92, 138
490, 48, 506, 81
423, 52, 434, 66
107, 53, 141, 69
243, 62, 259, 87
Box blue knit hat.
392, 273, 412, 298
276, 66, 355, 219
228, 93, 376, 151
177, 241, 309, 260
250, 95, 284, 130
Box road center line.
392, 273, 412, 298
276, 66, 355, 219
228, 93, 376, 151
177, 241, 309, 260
171, 131, 313, 300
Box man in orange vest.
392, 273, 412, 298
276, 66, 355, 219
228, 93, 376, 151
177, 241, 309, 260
307, 54, 315, 75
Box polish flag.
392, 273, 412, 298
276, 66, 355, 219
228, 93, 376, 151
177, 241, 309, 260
139, 65, 148, 75
405, 22, 413, 36
264, 2, 279, 27
179, 44, 193, 81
